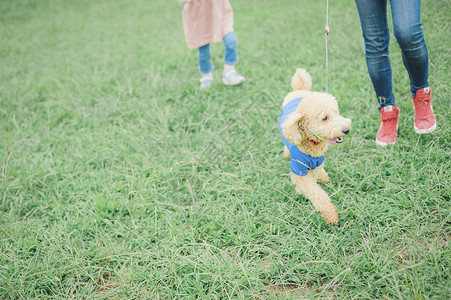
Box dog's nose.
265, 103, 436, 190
342, 128, 350, 135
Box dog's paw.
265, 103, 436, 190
318, 171, 330, 183
321, 207, 339, 225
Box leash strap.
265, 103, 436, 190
325, 0, 329, 93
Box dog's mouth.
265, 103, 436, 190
329, 136, 344, 144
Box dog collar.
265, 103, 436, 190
309, 139, 320, 145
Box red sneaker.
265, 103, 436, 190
412, 87, 436, 134
376, 105, 400, 147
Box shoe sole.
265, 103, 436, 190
222, 78, 245, 86
200, 80, 212, 89
414, 122, 436, 134
375, 139, 396, 147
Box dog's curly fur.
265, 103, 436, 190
281, 69, 351, 225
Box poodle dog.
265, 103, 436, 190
279, 69, 351, 225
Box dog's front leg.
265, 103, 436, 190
283, 146, 290, 160
291, 173, 338, 225
317, 164, 330, 183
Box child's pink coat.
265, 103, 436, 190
182, 0, 234, 49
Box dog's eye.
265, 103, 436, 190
322, 116, 328, 121
297, 120, 304, 130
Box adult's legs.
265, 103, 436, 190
390, 0, 435, 133
390, 0, 429, 95
355, 0, 394, 109
355, 0, 400, 146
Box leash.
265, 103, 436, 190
325, 0, 330, 93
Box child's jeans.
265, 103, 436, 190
355, 0, 429, 108
198, 31, 238, 74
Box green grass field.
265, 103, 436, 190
1, 0, 450, 298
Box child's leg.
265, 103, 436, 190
222, 32, 245, 85
198, 44, 213, 88
223, 31, 238, 67
198, 43, 213, 74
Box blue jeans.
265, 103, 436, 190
198, 31, 238, 74
355, 0, 429, 108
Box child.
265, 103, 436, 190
181, 0, 245, 88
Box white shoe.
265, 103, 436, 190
200, 72, 213, 88
222, 69, 245, 86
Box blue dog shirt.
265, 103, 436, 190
279, 97, 325, 176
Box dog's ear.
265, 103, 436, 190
281, 112, 306, 145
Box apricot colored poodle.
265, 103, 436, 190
279, 69, 351, 225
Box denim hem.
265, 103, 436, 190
410, 82, 430, 96
200, 66, 213, 75
223, 60, 238, 65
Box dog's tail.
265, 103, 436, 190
291, 68, 312, 91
